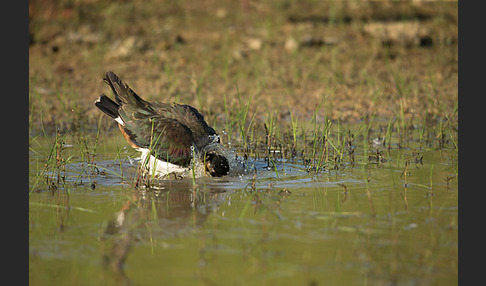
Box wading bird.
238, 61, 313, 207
95, 71, 230, 178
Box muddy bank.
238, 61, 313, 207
29, 0, 457, 133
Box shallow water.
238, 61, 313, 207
29, 130, 457, 285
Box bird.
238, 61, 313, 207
95, 71, 230, 178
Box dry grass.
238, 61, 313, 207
29, 0, 457, 135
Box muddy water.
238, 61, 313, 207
29, 130, 457, 285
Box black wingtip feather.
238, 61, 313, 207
95, 95, 120, 119
103, 71, 123, 104
103, 71, 150, 110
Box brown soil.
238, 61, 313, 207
29, 0, 458, 133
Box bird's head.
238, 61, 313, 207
204, 151, 229, 177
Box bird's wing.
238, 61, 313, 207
121, 114, 196, 167
103, 71, 152, 110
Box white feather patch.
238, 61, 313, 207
114, 117, 124, 125
138, 148, 188, 177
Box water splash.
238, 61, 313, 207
197, 143, 248, 177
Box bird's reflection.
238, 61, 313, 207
100, 180, 229, 285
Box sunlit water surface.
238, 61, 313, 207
29, 132, 458, 286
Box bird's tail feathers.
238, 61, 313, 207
95, 95, 120, 120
